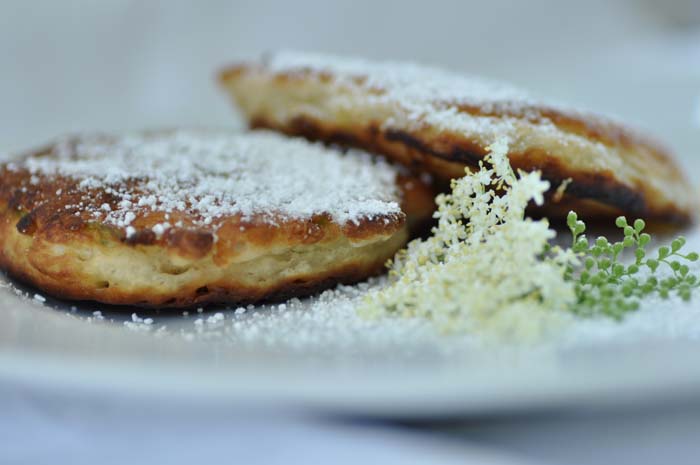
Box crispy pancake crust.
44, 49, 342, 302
0, 137, 434, 308
220, 53, 697, 225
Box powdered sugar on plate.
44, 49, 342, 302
11, 130, 402, 231
5, 227, 700, 362
38, 227, 690, 360
116, 227, 700, 358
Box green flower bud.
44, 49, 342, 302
580, 271, 590, 284
639, 233, 651, 247
575, 237, 589, 252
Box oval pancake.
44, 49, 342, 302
220, 51, 697, 225
0, 130, 434, 308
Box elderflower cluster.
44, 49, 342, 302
360, 139, 577, 339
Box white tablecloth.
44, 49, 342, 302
3, 381, 700, 465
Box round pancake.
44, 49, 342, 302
0, 130, 434, 308
220, 51, 697, 225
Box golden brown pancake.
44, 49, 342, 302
0, 130, 434, 307
220, 51, 697, 225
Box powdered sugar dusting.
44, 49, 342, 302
251, 52, 681, 206
267, 51, 535, 109
14, 130, 402, 231
266, 51, 551, 129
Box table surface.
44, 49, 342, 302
3, 381, 700, 465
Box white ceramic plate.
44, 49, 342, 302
3, 269, 700, 420
1, 6, 699, 419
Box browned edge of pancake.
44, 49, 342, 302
0, 214, 395, 308
219, 64, 697, 226
248, 113, 693, 226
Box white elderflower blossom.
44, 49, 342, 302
360, 139, 578, 340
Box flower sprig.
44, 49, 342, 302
360, 138, 700, 338
567, 212, 699, 319
359, 139, 578, 338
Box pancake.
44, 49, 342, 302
0, 130, 434, 308
220, 51, 697, 225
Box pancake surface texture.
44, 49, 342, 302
0, 130, 432, 307
220, 51, 696, 225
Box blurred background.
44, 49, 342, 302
1, 1, 699, 464
1, 0, 698, 163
